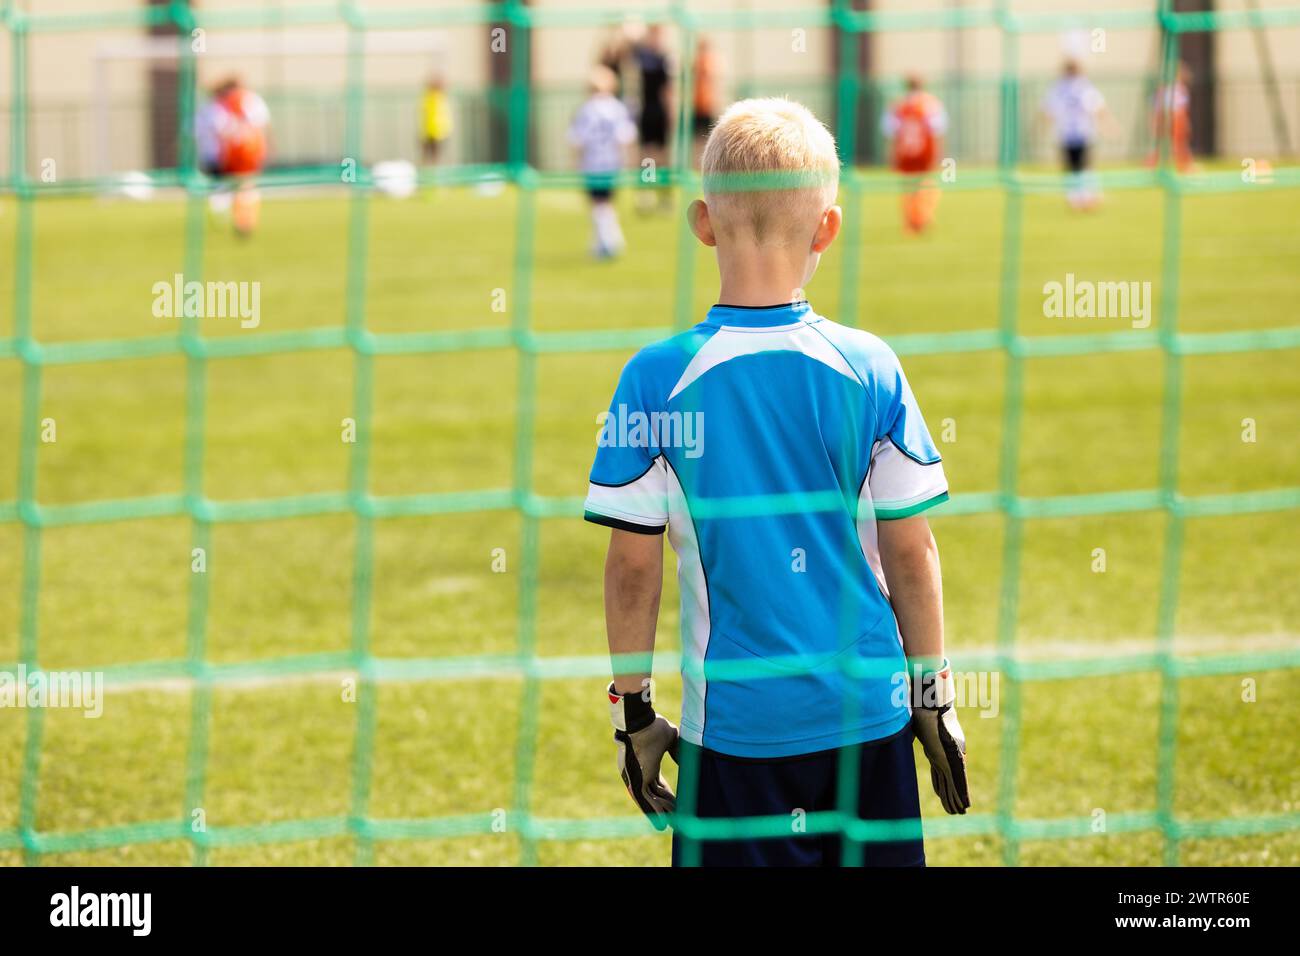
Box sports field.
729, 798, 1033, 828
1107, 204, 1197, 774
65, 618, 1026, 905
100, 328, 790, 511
0, 169, 1297, 865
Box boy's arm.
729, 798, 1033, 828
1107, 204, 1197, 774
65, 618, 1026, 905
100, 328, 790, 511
878, 514, 970, 815
605, 528, 663, 693
586, 353, 676, 825
603, 528, 679, 830
1098, 102, 1121, 139
618, 108, 638, 167
878, 514, 944, 668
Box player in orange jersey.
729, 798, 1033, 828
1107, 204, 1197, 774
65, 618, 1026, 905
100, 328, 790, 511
880, 74, 948, 234
196, 77, 271, 237
690, 35, 724, 167
1148, 61, 1194, 173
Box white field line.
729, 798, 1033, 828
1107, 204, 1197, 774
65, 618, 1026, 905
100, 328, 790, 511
69, 631, 1300, 696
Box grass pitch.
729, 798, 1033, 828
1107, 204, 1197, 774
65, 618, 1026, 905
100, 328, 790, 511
0, 170, 1297, 865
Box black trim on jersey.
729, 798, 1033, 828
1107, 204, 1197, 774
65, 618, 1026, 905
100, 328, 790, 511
714, 300, 810, 310
583, 511, 666, 535
861, 443, 947, 528
881, 432, 943, 467
587, 454, 663, 489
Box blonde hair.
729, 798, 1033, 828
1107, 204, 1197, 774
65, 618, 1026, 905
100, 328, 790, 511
700, 97, 840, 246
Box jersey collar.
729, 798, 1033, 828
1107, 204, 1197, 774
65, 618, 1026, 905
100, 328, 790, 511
705, 300, 817, 329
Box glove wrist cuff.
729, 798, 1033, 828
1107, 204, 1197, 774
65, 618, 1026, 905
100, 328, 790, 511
607, 680, 656, 733
915, 659, 956, 710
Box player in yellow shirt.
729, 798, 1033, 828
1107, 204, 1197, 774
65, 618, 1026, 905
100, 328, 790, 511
421, 75, 454, 165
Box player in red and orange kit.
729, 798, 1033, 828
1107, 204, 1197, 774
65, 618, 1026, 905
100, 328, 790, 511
880, 75, 948, 234
196, 77, 271, 237
1148, 61, 1194, 174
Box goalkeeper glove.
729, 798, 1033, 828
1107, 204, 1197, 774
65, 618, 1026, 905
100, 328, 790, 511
607, 681, 679, 830
911, 659, 970, 815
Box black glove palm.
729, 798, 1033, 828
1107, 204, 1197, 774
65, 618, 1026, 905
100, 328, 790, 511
911, 662, 970, 815
608, 682, 680, 830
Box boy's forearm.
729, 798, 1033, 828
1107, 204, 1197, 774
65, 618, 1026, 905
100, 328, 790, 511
604, 531, 663, 695
878, 518, 945, 669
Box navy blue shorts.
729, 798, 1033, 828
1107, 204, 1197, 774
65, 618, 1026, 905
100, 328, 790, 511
1063, 141, 1090, 173
584, 173, 616, 202
671, 726, 925, 867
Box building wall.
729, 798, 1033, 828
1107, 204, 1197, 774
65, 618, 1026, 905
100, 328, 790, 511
4, 0, 1298, 180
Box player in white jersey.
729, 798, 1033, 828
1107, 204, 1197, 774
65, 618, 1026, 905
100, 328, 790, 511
568, 65, 638, 258
1042, 59, 1113, 210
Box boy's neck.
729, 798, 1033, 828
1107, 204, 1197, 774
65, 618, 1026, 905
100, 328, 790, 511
714, 245, 809, 308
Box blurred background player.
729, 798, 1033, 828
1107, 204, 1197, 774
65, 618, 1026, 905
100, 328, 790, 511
1041, 58, 1112, 211
569, 65, 637, 259
632, 23, 673, 213
195, 76, 270, 236
596, 24, 630, 99
421, 73, 454, 166
880, 74, 947, 233
690, 35, 723, 167
1149, 61, 1194, 173
194, 80, 229, 180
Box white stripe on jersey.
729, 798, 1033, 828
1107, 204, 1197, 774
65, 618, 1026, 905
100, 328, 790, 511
667, 319, 859, 401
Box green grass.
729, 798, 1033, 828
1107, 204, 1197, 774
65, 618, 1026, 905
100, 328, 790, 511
0, 168, 1297, 866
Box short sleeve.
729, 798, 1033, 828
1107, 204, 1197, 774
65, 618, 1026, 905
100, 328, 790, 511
929, 105, 949, 136
868, 350, 948, 519
584, 359, 669, 535
242, 92, 271, 127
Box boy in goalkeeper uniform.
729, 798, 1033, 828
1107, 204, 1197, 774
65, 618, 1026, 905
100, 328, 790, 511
585, 98, 969, 866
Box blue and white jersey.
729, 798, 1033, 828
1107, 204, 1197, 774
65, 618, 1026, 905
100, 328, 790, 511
585, 302, 949, 758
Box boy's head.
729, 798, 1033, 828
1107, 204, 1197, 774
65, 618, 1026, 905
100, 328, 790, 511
692, 98, 841, 291
588, 64, 618, 97
696, 97, 839, 249
213, 76, 242, 99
